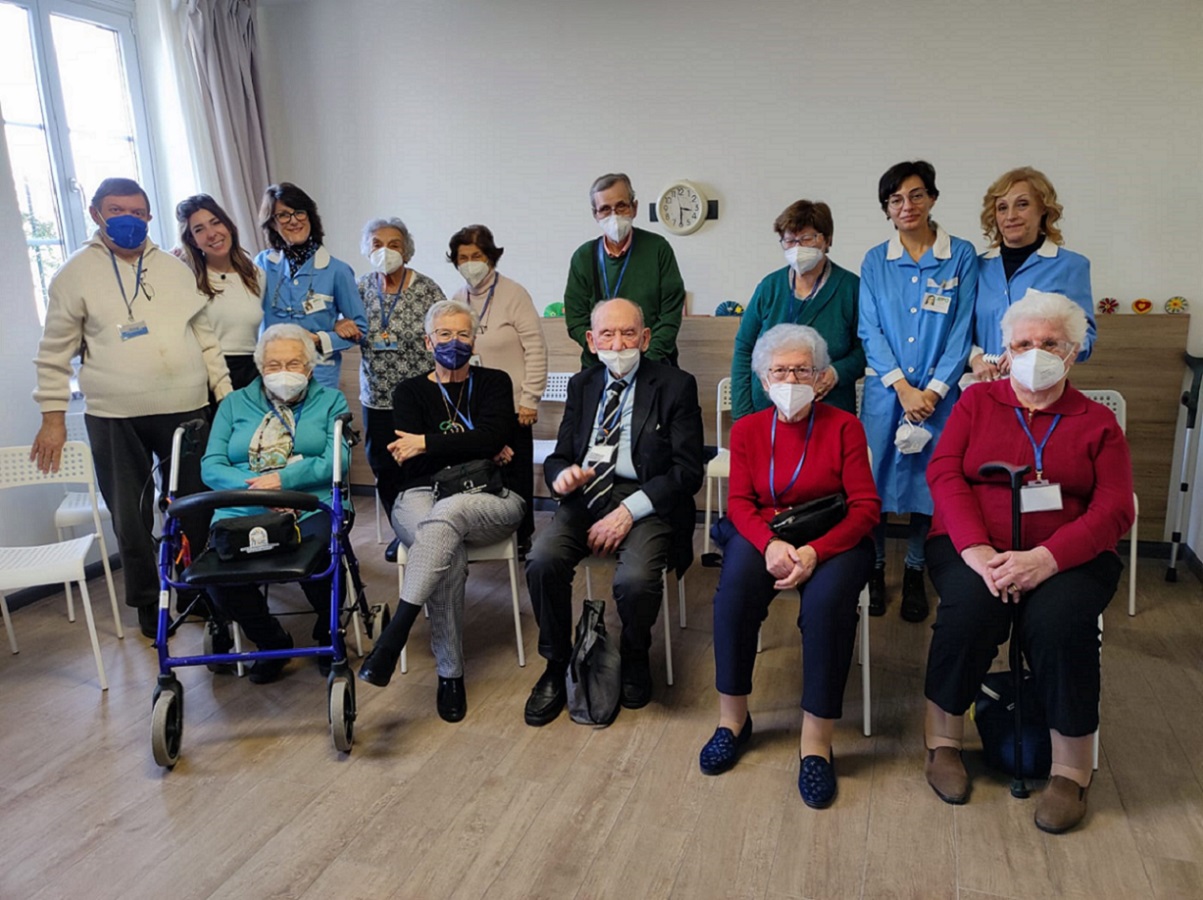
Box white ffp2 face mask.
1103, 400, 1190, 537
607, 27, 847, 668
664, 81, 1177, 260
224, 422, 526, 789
368, 247, 404, 275
784, 245, 824, 275
599, 214, 633, 245
768, 382, 815, 420
458, 260, 491, 288
1009, 348, 1068, 392
894, 418, 933, 454
597, 347, 640, 378
263, 371, 309, 402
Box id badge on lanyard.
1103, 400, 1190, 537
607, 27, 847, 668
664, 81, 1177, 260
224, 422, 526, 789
1014, 409, 1064, 513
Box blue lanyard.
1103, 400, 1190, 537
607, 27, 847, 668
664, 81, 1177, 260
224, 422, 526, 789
437, 373, 474, 430
1013, 409, 1061, 480
597, 234, 634, 299
268, 399, 304, 439
375, 271, 406, 335
468, 272, 499, 326
769, 408, 816, 508
789, 260, 829, 321
594, 377, 634, 442
270, 258, 314, 318
108, 250, 146, 319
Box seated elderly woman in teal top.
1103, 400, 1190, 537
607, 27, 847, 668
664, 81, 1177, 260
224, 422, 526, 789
731, 200, 863, 419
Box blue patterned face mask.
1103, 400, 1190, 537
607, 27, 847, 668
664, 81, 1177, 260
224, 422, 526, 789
101, 214, 149, 250
433, 338, 474, 370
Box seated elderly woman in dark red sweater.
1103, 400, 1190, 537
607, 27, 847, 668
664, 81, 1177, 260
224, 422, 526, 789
699, 323, 879, 809
922, 290, 1134, 835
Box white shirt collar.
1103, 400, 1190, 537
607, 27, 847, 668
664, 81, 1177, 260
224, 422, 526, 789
886, 223, 951, 261
982, 238, 1061, 259
265, 245, 331, 269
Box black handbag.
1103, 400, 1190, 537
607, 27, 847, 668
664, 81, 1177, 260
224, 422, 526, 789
973, 669, 1052, 778
566, 599, 622, 727
208, 511, 300, 561
768, 493, 847, 545
430, 459, 504, 500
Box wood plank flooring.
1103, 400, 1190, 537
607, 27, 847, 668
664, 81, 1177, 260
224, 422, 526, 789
2, 505, 1201, 900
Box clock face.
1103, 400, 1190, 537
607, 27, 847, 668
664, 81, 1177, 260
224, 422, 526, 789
657, 181, 707, 235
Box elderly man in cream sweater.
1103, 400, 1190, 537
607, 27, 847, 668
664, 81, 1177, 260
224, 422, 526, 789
31, 177, 231, 639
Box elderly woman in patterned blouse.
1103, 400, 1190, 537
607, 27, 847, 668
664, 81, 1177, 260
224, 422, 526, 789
357, 216, 447, 551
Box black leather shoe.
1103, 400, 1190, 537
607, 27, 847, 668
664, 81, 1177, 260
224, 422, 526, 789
358, 643, 401, 687
900, 566, 930, 623
137, 604, 159, 639
868, 564, 887, 616
620, 654, 653, 710
248, 635, 294, 685
524, 664, 566, 726
437, 676, 467, 722
384, 537, 401, 563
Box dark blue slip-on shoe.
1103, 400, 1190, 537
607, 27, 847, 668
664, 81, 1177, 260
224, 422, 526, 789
699, 714, 753, 775
799, 751, 837, 809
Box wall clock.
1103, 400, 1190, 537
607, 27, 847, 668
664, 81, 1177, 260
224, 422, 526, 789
656, 180, 709, 235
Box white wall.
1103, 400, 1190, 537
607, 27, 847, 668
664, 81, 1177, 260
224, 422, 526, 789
256, 0, 1203, 552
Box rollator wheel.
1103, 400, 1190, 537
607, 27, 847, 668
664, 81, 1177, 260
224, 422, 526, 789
151, 685, 184, 768
329, 676, 355, 753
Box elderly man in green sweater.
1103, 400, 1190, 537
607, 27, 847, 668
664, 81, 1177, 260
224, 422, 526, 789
563, 173, 686, 367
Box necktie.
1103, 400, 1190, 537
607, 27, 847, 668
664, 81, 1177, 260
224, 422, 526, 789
583, 379, 627, 516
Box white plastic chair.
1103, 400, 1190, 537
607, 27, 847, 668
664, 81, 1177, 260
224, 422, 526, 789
1079, 389, 1138, 616
56, 413, 121, 635
0, 442, 121, 690
396, 533, 525, 674
702, 377, 733, 563
581, 556, 681, 686
533, 372, 573, 467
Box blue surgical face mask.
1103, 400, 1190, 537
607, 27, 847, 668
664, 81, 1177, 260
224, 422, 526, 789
433, 338, 474, 370
101, 214, 149, 250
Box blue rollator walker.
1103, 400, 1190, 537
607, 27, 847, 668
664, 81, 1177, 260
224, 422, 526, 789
150, 415, 388, 767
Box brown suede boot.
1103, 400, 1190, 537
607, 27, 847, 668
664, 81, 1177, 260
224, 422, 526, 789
1035, 775, 1089, 834
925, 747, 969, 804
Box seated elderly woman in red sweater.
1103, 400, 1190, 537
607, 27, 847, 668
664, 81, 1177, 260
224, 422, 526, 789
921, 290, 1134, 834
699, 323, 880, 809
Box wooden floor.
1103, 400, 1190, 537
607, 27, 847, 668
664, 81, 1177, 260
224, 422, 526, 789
3, 505, 1203, 900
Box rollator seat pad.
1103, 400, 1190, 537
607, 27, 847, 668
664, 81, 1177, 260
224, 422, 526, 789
182, 538, 327, 586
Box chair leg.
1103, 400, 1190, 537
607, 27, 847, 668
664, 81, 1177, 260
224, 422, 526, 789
397, 559, 408, 674
58, 526, 76, 623
1, 594, 16, 654
508, 554, 526, 667
717, 477, 725, 517
703, 477, 714, 556
1094, 612, 1103, 769
756, 627, 763, 654
661, 575, 673, 686
678, 574, 686, 629
76, 580, 108, 691
375, 490, 385, 544
95, 530, 124, 639
1128, 496, 1138, 616
859, 585, 871, 737
233, 622, 245, 678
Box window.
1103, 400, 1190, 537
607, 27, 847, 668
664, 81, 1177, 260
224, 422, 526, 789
0, 0, 159, 319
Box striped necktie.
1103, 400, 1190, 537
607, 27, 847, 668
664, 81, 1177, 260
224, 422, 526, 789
583, 379, 627, 516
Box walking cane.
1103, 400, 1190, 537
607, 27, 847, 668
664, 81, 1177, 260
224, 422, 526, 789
979, 461, 1032, 800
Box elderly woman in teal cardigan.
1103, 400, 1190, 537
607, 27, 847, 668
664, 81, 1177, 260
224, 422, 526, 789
731, 200, 864, 419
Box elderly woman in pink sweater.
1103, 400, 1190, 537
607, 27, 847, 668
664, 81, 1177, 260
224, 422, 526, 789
447, 224, 548, 553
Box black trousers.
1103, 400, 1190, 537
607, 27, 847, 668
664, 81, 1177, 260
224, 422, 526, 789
924, 535, 1122, 737
525, 484, 671, 663
85, 410, 209, 609
364, 405, 405, 515
204, 514, 333, 646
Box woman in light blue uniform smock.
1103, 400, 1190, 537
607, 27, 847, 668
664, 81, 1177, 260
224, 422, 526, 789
858, 160, 976, 623
969, 167, 1094, 382
256, 182, 367, 391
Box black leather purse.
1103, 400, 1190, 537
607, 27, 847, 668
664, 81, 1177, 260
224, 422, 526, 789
768, 493, 847, 546
431, 458, 504, 501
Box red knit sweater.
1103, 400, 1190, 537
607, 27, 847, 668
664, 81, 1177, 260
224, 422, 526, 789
728, 403, 880, 561
927, 379, 1134, 571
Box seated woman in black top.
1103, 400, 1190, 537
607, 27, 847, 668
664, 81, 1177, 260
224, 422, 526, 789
358, 300, 525, 722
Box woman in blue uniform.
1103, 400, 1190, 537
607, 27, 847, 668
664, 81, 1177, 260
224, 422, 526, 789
858, 160, 976, 622
256, 182, 367, 390
970, 167, 1094, 381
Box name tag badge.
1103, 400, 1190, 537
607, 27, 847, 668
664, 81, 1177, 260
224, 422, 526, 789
584, 444, 616, 467
302, 293, 330, 315
118, 320, 149, 341
469, 354, 482, 367
1021, 481, 1063, 513
371, 339, 398, 351
921, 293, 951, 315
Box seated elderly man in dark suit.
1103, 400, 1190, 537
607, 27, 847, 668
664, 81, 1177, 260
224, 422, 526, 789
524, 297, 704, 725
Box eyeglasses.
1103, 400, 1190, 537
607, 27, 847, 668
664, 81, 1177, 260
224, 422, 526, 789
431, 329, 473, 343
592, 328, 642, 343
767, 365, 816, 382
273, 209, 309, 225
886, 189, 930, 211
780, 233, 825, 249
262, 360, 309, 374
593, 201, 634, 219
1008, 339, 1074, 355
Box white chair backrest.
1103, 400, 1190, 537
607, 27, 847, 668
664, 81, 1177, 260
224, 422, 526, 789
1080, 389, 1127, 433
542, 372, 572, 404
716, 377, 732, 451
0, 442, 98, 491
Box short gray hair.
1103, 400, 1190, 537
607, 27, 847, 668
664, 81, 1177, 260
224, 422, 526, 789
590, 297, 645, 331
254, 323, 319, 371
360, 217, 415, 262
1001, 289, 1087, 347
425, 299, 480, 336
589, 173, 635, 209
751, 324, 830, 380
